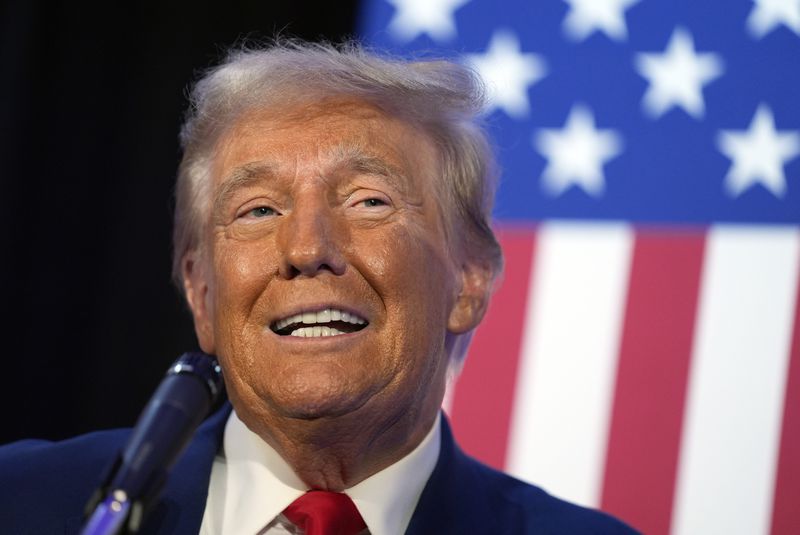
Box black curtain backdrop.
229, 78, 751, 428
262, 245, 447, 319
0, 1, 359, 444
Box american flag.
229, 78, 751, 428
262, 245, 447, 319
358, 1, 800, 533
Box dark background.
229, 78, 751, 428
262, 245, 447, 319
0, 1, 359, 444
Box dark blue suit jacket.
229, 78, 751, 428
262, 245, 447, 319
0, 404, 638, 534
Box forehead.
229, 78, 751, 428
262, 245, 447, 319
211, 99, 440, 188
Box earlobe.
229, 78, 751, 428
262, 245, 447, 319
447, 260, 494, 334
182, 252, 216, 353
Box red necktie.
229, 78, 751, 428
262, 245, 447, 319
283, 490, 367, 535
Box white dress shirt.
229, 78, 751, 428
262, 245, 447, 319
199, 410, 441, 535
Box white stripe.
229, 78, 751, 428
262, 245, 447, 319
672, 226, 800, 535
505, 222, 633, 507
442, 376, 456, 415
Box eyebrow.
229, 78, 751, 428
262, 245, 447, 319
211, 145, 410, 217
330, 144, 409, 193
346, 156, 407, 191
212, 162, 277, 218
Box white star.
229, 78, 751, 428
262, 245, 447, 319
534, 105, 624, 197
465, 30, 547, 119
386, 0, 470, 42
717, 104, 800, 197
561, 0, 641, 41
634, 27, 724, 119
747, 0, 800, 38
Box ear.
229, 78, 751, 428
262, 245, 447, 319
447, 259, 494, 335
182, 251, 216, 354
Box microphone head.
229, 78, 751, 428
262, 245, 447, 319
168, 352, 224, 401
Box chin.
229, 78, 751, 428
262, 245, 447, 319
264, 376, 377, 421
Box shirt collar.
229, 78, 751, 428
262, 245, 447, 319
214, 410, 307, 534
218, 410, 441, 535
346, 413, 441, 535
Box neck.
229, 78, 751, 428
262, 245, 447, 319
235, 391, 443, 491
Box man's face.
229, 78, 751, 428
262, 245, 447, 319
184, 99, 486, 439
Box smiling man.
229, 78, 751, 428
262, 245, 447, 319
0, 41, 637, 534
186, 99, 461, 489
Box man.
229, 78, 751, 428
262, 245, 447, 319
0, 41, 637, 534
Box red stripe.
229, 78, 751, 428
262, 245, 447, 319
600, 230, 706, 535
448, 228, 535, 471
771, 252, 800, 535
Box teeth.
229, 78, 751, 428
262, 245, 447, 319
290, 326, 345, 337
275, 308, 367, 330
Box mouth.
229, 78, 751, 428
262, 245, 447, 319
270, 307, 369, 338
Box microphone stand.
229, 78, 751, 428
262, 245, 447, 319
80, 352, 224, 535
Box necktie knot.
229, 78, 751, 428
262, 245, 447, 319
283, 490, 367, 535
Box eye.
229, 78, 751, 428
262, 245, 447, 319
250, 206, 276, 217
350, 192, 391, 209
346, 190, 393, 217
360, 198, 387, 208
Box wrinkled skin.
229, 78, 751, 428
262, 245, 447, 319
182, 98, 491, 489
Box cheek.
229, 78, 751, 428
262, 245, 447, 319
211, 239, 276, 337
360, 224, 456, 346
210, 243, 273, 405
399, 224, 455, 303
214, 238, 273, 294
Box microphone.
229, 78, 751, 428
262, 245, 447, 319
81, 352, 224, 535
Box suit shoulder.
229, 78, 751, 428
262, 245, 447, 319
468, 458, 640, 534
0, 428, 128, 479
0, 429, 129, 533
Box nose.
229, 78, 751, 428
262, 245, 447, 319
277, 198, 346, 279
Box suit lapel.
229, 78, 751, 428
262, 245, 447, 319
405, 415, 498, 534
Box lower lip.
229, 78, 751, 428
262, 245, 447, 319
269, 325, 369, 343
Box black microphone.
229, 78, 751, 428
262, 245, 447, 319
81, 352, 224, 535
